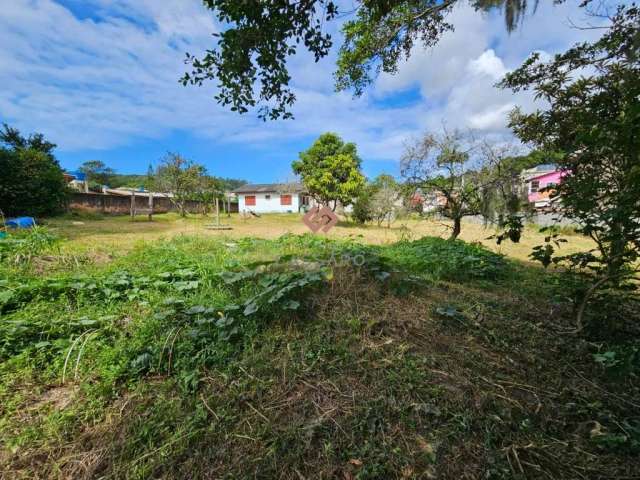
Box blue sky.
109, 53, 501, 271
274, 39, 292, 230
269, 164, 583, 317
0, 0, 607, 183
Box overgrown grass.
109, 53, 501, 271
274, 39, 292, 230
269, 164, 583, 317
0, 233, 638, 479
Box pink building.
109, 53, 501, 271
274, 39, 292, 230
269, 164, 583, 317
527, 170, 565, 209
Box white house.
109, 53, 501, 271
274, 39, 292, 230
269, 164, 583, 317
233, 183, 311, 214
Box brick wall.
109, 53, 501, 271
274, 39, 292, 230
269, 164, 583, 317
69, 192, 238, 215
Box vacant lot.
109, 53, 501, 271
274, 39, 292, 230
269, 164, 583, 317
1, 215, 636, 479
43, 212, 593, 263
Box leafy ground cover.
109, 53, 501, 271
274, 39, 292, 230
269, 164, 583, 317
0, 227, 638, 479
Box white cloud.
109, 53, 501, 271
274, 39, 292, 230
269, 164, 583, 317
0, 0, 610, 166
468, 50, 508, 80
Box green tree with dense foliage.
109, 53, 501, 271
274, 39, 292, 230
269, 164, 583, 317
0, 124, 68, 217
153, 153, 207, 217
182, 1, 572, 119
500, 4, 640, 330
292, 133, 366, 211
351, 185, 375, 224
78, 160, 115, 187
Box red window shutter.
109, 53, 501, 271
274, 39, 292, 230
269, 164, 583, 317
245, 195, 256, 206
280, 194, 292, 206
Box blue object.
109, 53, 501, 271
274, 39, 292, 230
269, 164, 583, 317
0, 231, 6, 239
6, 217, 36, 228
66, 170, 87, 181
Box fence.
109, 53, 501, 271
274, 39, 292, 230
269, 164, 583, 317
69, 192, 238, 215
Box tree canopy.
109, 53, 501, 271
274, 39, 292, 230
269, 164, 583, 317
501, 4, 640, 330
153, 153, 208, 217
0, 124, 68, 217
401, 130, 485, 239
292, 132, 366, 210
182, 0, 550, 120
78, 160, 116, 187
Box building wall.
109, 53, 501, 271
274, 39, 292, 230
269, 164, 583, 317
239, 193, 302, 213
69, 192, 238, 215
528, 171, 564, 205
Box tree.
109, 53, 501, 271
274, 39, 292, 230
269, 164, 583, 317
0, 123, 56, 157
292, 133, 366, 211
500, 4, 640, 330
401, 130, 485, 240
78, 160, 115, 186
154, 153, 207, 217
183, 1, 558, 119
352, 184, 375, 224
351, 174, 400, 225
0, 125, 68, 217
193, 176, 226, 215
370, 174, 401, 227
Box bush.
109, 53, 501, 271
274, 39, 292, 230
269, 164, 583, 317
0, 146, 68, 218
0, 226, 59, 266
383, 237, 508, 281
352, 187, 374, 224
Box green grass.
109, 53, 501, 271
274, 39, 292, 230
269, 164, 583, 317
0, 230, 638, 479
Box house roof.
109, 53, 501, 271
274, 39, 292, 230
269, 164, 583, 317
529, 170, 564, 182
232, 183, 305, 194
65, 170, 87, 181
521, 164, 558, 180
531, 164, 556, 172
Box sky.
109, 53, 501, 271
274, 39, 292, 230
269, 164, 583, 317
0, 0, 607, 183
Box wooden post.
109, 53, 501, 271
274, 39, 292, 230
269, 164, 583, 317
215, 197, 220, 227
130, 192, 135, 220
148, 192, 153, 221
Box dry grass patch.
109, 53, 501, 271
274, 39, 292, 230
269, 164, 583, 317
44, 212, 594, 264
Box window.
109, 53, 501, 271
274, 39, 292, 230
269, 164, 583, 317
280, 194, 292, 205
530, 180, 540, 193
245, 195, 256, 206
265, 194, 271, 200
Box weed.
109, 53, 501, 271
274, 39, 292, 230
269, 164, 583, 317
0, 226, 59, 266
0, 233, 638, 479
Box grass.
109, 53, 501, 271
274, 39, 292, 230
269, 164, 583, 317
0, 215, 637, 479
41, 212, 594, 264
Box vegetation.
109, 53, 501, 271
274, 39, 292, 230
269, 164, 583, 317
78, 160, 115, 189
502, 4, 640, 331
152, 153, 208, 217
182, 1, 551, 119
353, 174, 402, 227
74, 159, 246, 195
293, 132, 366, 211
3, 2, 640, 477
401, 130, 484, 240
0, 221, 638, 478
0, 124, 68, 218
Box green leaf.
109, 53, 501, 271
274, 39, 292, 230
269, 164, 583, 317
282, 300, 300, 310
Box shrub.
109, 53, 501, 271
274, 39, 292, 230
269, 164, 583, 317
383, 237, 508, 281
0, 226, 59, 266
0, 126, 69, 217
